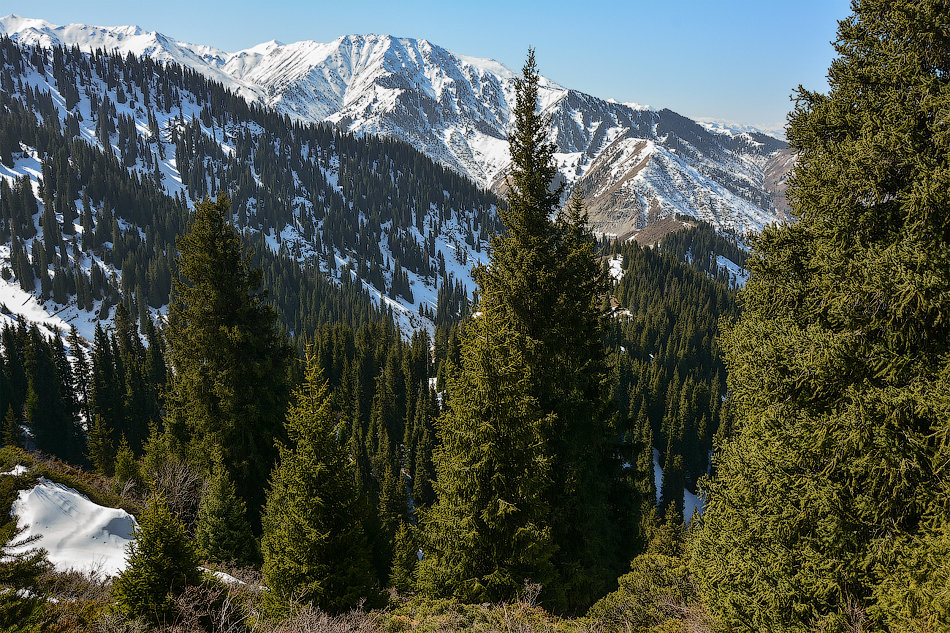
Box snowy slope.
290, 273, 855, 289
696, 118, 786, 141
0, 15, 791, 235
0, 34, 499, 337
0, 15, 260, 102
8, 474, 137, 577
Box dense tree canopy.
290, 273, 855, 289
261, 348, 374, 613
692, 1, 950, 630
166, 193, 292, 527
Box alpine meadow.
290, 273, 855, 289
0, 0, 946, 631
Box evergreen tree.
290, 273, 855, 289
113, 435, 142, 491
25, 328, 79, 462
166, 193, 291, 528
420, 51, 618, 611
417, 308, 554, 603
692, 2, 950, 631
112, 496, 202, 624
261, 348, 374, 613
66, 326, 91, 425
1, 406, 20, 448
87, 415, 115, 477
89, 323, 122, 447
389, 521, 418, 594
195, 460, 257, 566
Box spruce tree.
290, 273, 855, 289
420, 51, 617, 611
166, 193, 291, 528
66, 326, 91, 424
1, 406, 20, 448
260, 348, 374, 613
112, 496, 202, 624
196, 460, 257, 566
692, 2, 950, 630
113, 435, 142, 491
417, 308, 554, 602
87, 415, 115, 477
389, 521, 418, 594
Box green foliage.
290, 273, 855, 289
423, 51, 621, 612
113, 435, 142, 491
196, 460, 258, 566
0, 530, 53, 632
167, 193, 292, 527
0, 406, 19, 449
608, 227, 737, 504
86, 415, 115, 477
586, 553, 693, 633
389, 521, 418, 594
417, 309, 554, 603
24, 324, 81, 463
692, 2, 950, 631
261, 348, 374, 613
111, 496, 202, 624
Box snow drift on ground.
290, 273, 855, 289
8, 476, 137, 577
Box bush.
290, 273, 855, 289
111, 496, 202, 624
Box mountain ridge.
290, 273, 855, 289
0, 14, 791, 235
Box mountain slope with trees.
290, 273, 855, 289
0, 34, 500, 338
0, 15, 790, 236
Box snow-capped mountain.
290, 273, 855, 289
0, 15, 791, 235
695, 118, 786, 141
0, 33, 503, 340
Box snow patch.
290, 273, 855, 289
608, 255, 624, 282
716, 255, 749, 288
8, 478, 137, 577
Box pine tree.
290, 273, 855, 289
112, 496, 202, 624
89, 323, 122, 446
25, 328, 79, 462
417, 308, 554, 603
66, 326, 91, 424
692, 2, 950, 631
113, 435, 142, 491
261, 348, 374, 613
389, 521, 418, 594
166, 193, 291, 528
196, 460, 257, 566
87, 415, 115, 477
1, 406, 20, 448
420, 51, 618, 611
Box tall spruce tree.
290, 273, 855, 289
692, 2, 950, 631
417, 308, 554, 602
166, 193, 291, 528
1, 406, 20, 448
420, 52, 617, 611
261, 348, 374, 613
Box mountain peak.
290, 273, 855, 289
0, 14, 789, 234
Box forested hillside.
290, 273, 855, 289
0, 35, 500, 338
0, 29, 763, 633
0, 2, 931, 631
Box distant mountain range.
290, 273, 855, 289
0, 15, 793, 235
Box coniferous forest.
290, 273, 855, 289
0, 0, 947, 631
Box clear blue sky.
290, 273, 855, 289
10, 0, 853, 130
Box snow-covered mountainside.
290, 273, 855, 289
0, 35, 497, 338
0, 15, 791, 235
